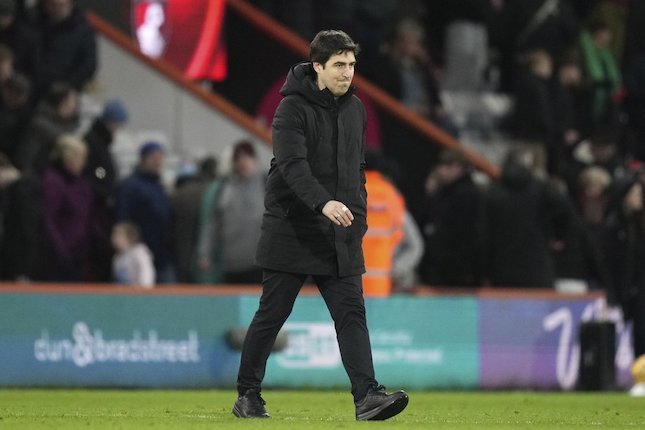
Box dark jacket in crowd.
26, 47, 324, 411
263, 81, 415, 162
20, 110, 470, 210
0, 18, 39, 81
0, 174, 43, 280
255, 62, 367, 277
603, 178, 645, 313
418, 174, 483, 286
13, 102, 77, 174
82, 119, 118, 282
552, 199, 610, 289
83, 119, 117, 203
116, 169, 173, 273
171, 174, 213, 283
36, 6, 96, 91
602, 177, 645, 356
511, 68, 558, 143
41, 163, 93, 280
0, 94, 32, 162
482, 160, 571, 288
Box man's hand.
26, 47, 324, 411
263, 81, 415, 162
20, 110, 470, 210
322, 200, 354, 227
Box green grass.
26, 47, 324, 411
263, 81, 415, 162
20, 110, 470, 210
0, 389, 643, 429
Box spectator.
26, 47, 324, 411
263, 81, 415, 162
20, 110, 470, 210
491, 0, 579, 91
576, 166, 612, 229
417, 149, 483, 287
603, 174, 645, 358
440, 0, 496, 91
171, 155, 217, 283
550, 167, 612, 292
0, 0, 38, 82
196, 141, 264, 284
587, 128, 625, 180
362, 150, 406, 296
34, 0, 96, 94
578, 18, 621, 129
0, 72, 31, 161
551, 177, 610, 294
552, 50, 591, 147
377, 19, 449, 124
376, 18, 456, 212
0, 169, 42, 280
482, 146, 571, 288
564, 127, 626, 192
13, 82, 78, 174
116, 141, 174, 283
83, 99, 129, 281
111, 221, 155, 288
41, 134, 93, 281
511, 50, 562, 174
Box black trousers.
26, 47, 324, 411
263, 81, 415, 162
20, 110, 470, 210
237, 269, 378, 402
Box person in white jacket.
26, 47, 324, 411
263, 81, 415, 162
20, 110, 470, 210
111, 221, 155, 288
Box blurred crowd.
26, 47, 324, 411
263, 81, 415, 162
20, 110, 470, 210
253, 0, 645, 355
0, 0, 644, 337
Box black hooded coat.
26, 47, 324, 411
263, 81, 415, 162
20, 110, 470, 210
255, 62, 368, 277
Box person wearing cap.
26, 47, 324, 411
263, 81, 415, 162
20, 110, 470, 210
0, 0, 38, 83
116, 141, 174, 284
83, 99, 128, 281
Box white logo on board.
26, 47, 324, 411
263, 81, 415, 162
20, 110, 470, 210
34, 322, 200, 367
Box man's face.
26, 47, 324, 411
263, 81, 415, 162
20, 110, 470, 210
64, 146, 87, 176
592, 29, 612, 50
45, 0, 73, 22
313, 51, 356, 97
233, 153, 257, 179
142, 150, 164, 175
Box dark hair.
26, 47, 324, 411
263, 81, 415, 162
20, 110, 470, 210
45, 82, 75, 108
232, 140, 256, 161
309, 30, 359, 65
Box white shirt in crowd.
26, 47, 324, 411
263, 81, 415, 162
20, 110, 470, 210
112, 243, 156, 288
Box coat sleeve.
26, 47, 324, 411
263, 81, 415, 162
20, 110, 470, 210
272, 98, 333, 211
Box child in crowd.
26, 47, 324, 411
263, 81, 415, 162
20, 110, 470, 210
111, 221, 155, 288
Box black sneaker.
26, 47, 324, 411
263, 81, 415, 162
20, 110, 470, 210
232, 389, 270, 418
355, 385, 408, 421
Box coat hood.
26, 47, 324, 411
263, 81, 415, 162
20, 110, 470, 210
279, 62, 355, 108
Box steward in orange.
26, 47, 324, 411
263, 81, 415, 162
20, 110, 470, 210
363, 169, 405, 296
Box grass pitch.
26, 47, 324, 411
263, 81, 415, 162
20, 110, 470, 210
0, 389, 642, 429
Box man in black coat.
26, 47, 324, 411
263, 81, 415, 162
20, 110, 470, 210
233, 30, 408, 421
482, 148, 572, 288
0, 0, 39, 82
417, 149, 483, 286
34, 0, 96, 96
